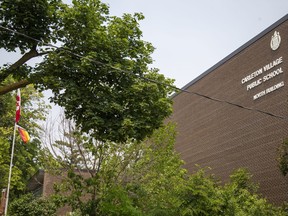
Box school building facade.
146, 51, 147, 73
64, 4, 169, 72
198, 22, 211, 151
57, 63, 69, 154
171, 14, 288, 204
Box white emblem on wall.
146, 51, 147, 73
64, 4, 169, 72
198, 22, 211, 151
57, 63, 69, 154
270, 31, 281, 50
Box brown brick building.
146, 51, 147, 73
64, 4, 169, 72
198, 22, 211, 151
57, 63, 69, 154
27, 169, 92, 215
27, 170, 71, 215
171, 15, 288, 204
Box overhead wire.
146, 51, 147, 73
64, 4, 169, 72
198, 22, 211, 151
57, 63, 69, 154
0, 24, 287, 121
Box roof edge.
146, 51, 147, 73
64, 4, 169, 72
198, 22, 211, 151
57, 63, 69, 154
171, 14, 288, 99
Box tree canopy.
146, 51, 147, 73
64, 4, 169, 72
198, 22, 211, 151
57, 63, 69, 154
0, 0, 174, 143
34, 122, 288, 215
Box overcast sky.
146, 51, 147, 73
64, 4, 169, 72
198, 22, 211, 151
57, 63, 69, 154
101, 0, 288, 88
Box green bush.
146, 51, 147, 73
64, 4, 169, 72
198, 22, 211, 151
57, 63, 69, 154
8, 193, 57, 216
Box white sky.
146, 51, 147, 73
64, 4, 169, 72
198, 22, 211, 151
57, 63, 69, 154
101, 0, 288, 88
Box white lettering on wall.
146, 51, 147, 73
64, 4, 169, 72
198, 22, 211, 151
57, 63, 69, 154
241, 68, 263, 84
253, 81, 284, 100
240, 56, 284, 100
246, 78, 262, 90
262, 67, 283, 82
263, 56, 283, 72
241, 56, 283, 87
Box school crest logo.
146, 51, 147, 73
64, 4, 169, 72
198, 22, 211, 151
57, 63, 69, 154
270, 31, 281, 50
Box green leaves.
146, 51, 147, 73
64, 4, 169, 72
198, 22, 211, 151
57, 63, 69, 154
40, 121, 287, 215
0, 0, 61, 53
9, 193, 57, 216
179, 168, 287, 216
35, 1, 173, 143
1, 0, 174, 143
278, 139, 288, 176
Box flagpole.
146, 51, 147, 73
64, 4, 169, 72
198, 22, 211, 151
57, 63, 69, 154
4, 122, 18, 216
4, 89, 21, 215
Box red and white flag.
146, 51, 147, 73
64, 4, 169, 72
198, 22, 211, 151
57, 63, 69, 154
15, 89, 21, 123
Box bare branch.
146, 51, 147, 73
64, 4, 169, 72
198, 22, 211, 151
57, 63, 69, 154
76, 139, 93, 177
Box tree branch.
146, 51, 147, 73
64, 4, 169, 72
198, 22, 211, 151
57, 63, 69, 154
9, 46, 39, 71
0, 79, 31, 95
0, 46, 50, 83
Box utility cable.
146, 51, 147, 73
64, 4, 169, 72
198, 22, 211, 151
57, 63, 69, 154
0, 25, 287, 121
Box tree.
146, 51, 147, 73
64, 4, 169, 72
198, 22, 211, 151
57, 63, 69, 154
8, 193, 57, 216
0, 83, 50, 195
278, 139, 288, 176
42, 119, 287, 216
179, 168, 286, 216
41, 119, 185, 215
121, 123, 186, 215
0, 0, 174, 143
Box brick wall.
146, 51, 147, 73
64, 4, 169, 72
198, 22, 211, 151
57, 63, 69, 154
171, 17, 288, 204
42, 170, 92, 215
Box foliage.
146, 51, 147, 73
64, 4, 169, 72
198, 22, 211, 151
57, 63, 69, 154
278, 139, 288, 176
43, 122, 184, 215
0, 83, 14, 190
179, 168, 285, 216
43, 121, 287, 216
96, 185, 142, 216
0, 0, 60, 53
8, 193, 57, 216
0, 82, 50, 195
0, 0, 174, 143
220, 168, 285, 216
123, 123, 186, 216
180, 169, 223, 216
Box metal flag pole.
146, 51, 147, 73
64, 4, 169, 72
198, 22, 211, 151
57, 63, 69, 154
4, 122, 17, 216
4, 89, 20, 216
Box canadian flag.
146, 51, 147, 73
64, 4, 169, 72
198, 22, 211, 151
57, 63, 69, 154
15, 89, 21, 123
